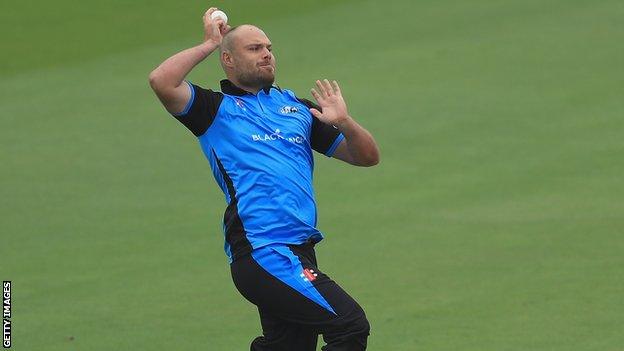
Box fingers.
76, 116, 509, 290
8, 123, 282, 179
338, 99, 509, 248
311, 88, 324, 106
310, 88, 320, 100
214, 18, 226, 30
217, 23, 231, 36
322, 79, 333, 96
203, 7, 225, 28
312, 79, 342, 106
331, 80, 341, 95
311, 88, 320, 100
203, 7, 227, 42
204, 7, 218, 18
315, 80, 327, 97
309, 108, 322, 118
315, 79, 341, 97
203, 7, 216, 24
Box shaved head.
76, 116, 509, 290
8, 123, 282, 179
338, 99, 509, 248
221, 25, 267, 53
220, 26, 240, 53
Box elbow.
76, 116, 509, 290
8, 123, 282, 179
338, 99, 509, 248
359, 150, 380, 167
148, 69, 161, 90
370, 155, 380, 166
359, 139, 380, 167
366, 145, 381, 167
363, 156, 380, 167
148, 68, 170, 92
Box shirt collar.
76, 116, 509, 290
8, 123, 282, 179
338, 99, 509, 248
220, 79, 281, 96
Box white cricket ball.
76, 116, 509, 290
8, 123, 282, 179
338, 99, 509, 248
210, 10, 228, 24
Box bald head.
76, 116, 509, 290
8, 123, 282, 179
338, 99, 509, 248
221, 24, 267, 53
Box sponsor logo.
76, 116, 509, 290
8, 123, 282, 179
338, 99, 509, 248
300, 268, 318, 282
251, 129, 305, 144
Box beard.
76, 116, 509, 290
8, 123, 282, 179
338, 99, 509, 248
236, 65, 275, 89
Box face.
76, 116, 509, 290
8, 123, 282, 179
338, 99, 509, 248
227, 27, 276, 88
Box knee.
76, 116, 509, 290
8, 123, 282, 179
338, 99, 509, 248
322, 313, 370, 351
350, 313, 370, 337
328, 310, 370, 343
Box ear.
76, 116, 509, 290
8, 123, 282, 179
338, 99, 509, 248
221, 51, 234, 68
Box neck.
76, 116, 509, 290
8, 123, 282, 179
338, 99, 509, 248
227, 76, 263, 94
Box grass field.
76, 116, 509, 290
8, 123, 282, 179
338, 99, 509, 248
2, 0, 623, 350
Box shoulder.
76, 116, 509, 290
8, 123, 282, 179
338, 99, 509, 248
172, 82, 226, 137
276, 88, 316, 110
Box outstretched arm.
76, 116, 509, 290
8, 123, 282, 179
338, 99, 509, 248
310, 80, 380, 167
149, 7, 229, 115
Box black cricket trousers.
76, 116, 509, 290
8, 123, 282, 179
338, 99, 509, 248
230, 242, 370, 351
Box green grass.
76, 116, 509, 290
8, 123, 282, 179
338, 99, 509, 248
2, 0, 623, 350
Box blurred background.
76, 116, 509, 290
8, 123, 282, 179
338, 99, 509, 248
1, 0, 622, 350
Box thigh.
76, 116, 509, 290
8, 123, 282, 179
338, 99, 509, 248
250, 308, 318, 351
231, 244, 367, 333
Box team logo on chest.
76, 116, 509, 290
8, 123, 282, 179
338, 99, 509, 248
279, 105, 299, 114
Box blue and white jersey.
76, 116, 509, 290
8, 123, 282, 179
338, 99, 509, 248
172, 80, 344, 262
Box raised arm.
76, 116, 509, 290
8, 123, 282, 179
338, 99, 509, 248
148, 7, 229, 115
310, 80, 380, 167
